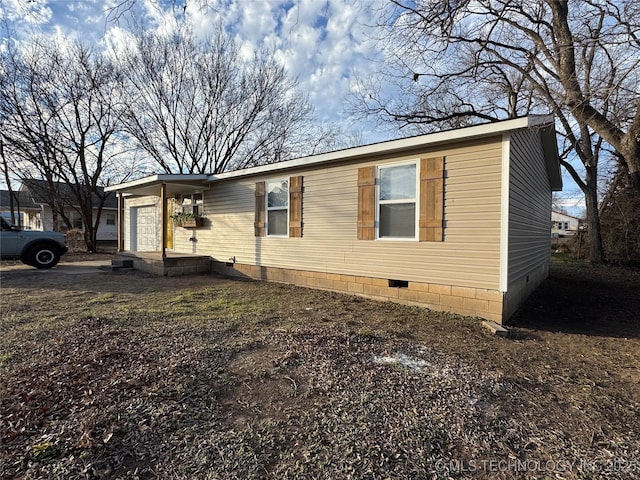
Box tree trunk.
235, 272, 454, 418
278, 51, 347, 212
52, 211, 59, 231
82, 207, 96, 253
621, 133, 640, 194
1, 141, 17, 225
585, 164, 604, 264
629, 168, 640, 193
84, 228, 96, 253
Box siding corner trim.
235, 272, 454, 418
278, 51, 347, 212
499, 134, 510, 292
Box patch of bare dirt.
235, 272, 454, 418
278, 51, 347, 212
1, 258, 639, 479
512, 259, 640, 338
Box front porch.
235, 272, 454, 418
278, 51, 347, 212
116, 251, 212, 276
105, 174, 211, 261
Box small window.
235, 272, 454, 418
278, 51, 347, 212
266, 179, 289, 236
378, 163, 417, 239
106, 213, 116, 225
181, 192, 204, 216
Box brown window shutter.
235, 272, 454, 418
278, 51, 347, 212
254, 181, 266, 237
357, 166, 376, 240
289, 175, 303, 237
420, 157, 445, 241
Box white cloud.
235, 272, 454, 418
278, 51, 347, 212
0, 0, 52, 25
3, 0, 391, 145
173, 0, 389, 143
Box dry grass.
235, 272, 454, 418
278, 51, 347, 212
1, 257, 639, 479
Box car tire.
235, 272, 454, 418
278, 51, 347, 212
25, 244, 61, 269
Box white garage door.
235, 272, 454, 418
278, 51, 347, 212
131, 206, 157, 252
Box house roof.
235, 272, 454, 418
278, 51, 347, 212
552, 210, 582, 221
212, 116, 560, 186
21, 179, 118, 209
0, 190, 39, 209
106, 116, 562, 195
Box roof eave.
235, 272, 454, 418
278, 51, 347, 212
209, 115, 555, 182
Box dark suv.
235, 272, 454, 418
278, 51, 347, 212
0, 218, 68, 268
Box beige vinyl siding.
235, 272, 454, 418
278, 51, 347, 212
507, 129, 552, 286
173, 136, 504, 289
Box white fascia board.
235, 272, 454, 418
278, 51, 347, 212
209, 116, 554, 182
105, 174, 209, 193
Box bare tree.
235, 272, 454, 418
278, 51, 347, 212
600, 164, 640, 264
0, 37, 133, 251
115, 22, 313, 174
356, 0, 640, 263
0, 136, 18, 225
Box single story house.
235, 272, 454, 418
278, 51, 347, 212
106, 116, 562, 323
551, 210, 582, 237
0, 190, 40, 228
0, 180, 119, 241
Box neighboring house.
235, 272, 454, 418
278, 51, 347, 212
1, 180, 118, 241
551, 210, 581, 237
0, 190, 41, 229
106, 116, 562, 324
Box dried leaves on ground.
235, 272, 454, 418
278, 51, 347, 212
1, 259, 639, 479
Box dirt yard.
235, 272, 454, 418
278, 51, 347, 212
1, 257, 639, 479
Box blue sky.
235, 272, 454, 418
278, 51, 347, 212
1, 0, 393, 144
0, 0, 585, 214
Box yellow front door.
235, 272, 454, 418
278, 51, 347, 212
164, 198, 174, 249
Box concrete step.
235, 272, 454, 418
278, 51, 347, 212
109, 258, 134, 272
111, 259, 134, 268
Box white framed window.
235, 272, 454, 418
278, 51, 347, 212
377, 161, 418, 239
266, 179, 289, 236
181, 192, 204, 216
106, 213, 116, 225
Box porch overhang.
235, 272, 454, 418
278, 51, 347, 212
105, 175, 210, 258
104, 174, 210, 197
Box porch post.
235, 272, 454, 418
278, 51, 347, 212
117, 192, 124, 252
161, 183, 167, 260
